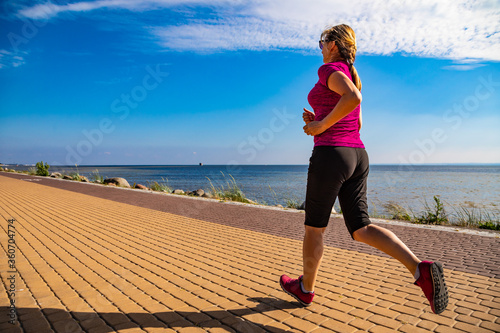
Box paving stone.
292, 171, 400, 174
416, 319, 438, 331
265, 309, 293, 322
480, 321, 500, 332
207, 326, 236, 333
303, 313, 329, 326
21, 318, 52, 333
177, 327, 207, 333
455, 300, 490, 312
320, 318, 358, 333
419, 312, 456, 326
144, 327, 176, 333
367, 314, 402, 330
366, 305, 399, 319
398, 324, 431, 333
369, 325, 400, 333
242, 312, 275, 326
185, 312, 212, 325
348, 318, 374, 331
434, 324, 470, 333
0, 327, 23, 333
284, 316, 320, 332
99, 312, 130, 326
455, 313, 482, 326
453, 321, 492, 333
52, 318, 82, 333
321, 308, 355, 323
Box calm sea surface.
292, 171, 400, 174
7, 164, 500, 217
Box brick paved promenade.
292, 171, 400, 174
1, 172, 499, 332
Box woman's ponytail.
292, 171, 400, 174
322, 24, 362, 91
350, 64, 362, 91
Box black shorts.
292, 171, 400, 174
305, 146, 371, 237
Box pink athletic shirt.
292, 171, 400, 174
307, 61, 364, 148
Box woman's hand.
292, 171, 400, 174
303, 108, 315, 124
303, 121, 328, 136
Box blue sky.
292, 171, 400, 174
0, 0, 499, 166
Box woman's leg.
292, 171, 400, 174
352, 224, 420, 276
352, 224, 449, 315
339, 149, 447, 314
281, 147, 349, 306
301, 147, 350, 291
302, 226, 326, 291
338, 149, 420, 276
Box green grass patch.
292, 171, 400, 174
381, 196, 499, 231
147, 177, 172, 192
90, 169, 104, 183
285, 198, 301, 209
207, 172, 251, 203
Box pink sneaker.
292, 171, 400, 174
414, 261, 448, 314
279, 275, 314, 306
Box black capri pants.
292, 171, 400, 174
305, 146, 371, 237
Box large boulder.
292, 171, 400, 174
193, 189, 205, 197
63, 175, 73, 180
173, 189, 185, 194
79, 176, 89, 182
50, 172, 62, 178
202, 192, 213, 198
135, 184, 148, 190
103, 177, 130, 188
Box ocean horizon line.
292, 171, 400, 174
2, 163, 500, 167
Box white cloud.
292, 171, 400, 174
152, 17, 317, 52
0, 49, 27, 69
16, 0, 236, 19
15, 0, 500, 61
442, 64, 487, 71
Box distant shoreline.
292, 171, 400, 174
1, 163, 499, 232
2, 163, 500, 167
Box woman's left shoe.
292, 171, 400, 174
414, 261, 449, 314
279, 274, 314, 306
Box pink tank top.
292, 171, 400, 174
307, 61, 364, 148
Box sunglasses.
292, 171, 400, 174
319, 39, 330, 50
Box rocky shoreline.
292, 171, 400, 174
1, 167, 217, 197
0, 166, 338, 212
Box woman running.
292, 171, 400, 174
279, 24, 448, 315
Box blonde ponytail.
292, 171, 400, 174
350, 64, 362, 91
321, 24, 362, 91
